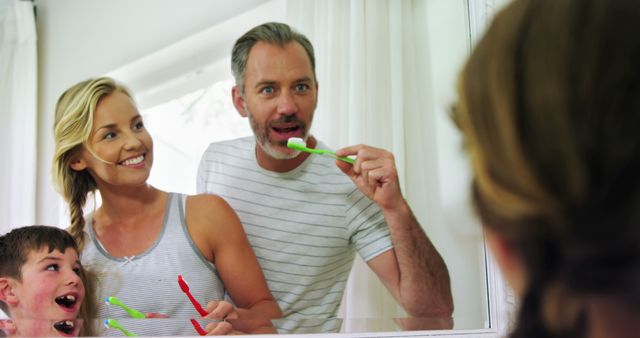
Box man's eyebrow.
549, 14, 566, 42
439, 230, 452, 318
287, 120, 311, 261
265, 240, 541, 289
294, 76, 313, 83
254, 80, 276, 87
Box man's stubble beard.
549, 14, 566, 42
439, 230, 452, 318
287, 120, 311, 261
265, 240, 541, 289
246, 106, 310, 160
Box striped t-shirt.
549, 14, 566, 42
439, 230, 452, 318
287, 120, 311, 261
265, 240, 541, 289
196, 136, 393, 333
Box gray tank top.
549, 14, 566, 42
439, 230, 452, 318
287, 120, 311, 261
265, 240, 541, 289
82, 193, 225, 336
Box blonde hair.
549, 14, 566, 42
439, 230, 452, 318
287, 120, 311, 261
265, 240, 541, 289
454, 0, 640, 337
52, 77, 132, 251
77, 267, 97, 336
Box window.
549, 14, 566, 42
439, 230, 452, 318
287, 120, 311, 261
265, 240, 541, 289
142, 78, 251, 194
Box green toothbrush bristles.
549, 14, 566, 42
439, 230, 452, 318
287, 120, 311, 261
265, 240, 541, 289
287, 137, 308, 152
106, 296, 146, 319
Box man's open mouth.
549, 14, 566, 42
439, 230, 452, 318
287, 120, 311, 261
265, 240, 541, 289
272, 125, 301, 134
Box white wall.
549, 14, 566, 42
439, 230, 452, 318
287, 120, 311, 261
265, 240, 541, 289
34, 0, 266, 225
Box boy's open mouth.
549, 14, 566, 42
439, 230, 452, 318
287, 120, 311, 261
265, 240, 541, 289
53, 320, 76, 335
55, 294, 78, 309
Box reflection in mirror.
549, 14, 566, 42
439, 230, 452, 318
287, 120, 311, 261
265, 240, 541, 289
0, 0, 513, 337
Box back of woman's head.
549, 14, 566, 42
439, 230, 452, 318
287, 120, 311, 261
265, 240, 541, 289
52, 77, 131, 251
454, 0, 640, 337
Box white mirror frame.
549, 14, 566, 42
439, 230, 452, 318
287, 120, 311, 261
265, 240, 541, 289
108, 1, 518, 337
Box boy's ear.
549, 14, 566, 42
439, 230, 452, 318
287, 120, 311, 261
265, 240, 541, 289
0, 278, 18, 306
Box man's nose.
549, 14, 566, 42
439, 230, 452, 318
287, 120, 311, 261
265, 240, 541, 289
276, 90, 298, 116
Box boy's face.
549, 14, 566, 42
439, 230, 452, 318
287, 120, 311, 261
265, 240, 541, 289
5, 247, 85, 336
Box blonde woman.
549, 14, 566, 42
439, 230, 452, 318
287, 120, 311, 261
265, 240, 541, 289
52, 77, 280, 336
454, 0, 640, 337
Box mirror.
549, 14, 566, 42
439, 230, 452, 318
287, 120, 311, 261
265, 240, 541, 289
0, 0, 513, 336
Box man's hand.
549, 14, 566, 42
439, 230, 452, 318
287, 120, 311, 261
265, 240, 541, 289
337, 144, 454, 318
335, 144, 404, 210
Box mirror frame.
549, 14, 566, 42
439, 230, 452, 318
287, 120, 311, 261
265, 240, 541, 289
108, 1, 518, 337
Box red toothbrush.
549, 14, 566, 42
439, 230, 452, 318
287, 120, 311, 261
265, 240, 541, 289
178, 275, 208, 316
190, 318, 207, 336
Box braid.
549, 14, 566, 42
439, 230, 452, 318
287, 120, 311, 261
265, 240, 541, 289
66, 170, 95, 252
68, 190, 87, 252
78, 268, 98, 336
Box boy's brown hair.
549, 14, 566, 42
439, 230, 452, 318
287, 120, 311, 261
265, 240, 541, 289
0, 225, 96, 336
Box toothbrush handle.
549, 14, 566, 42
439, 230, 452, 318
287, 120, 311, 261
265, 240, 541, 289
335, 155, 356, 164
127, 308, 146, 319
324, 151, 355, 164
123, 328, 138, 337
186, 291, 209, 316
190, 319, 207, 336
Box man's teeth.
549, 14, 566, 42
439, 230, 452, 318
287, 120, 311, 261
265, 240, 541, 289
121, 155, 144, 166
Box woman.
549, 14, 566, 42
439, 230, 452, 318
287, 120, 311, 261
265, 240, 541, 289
52, 77, 281, 336
454, 0, 640, 337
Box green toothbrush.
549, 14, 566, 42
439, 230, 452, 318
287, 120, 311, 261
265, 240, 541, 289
287, 137, 355, 164
105, 296, 146, 319
104, 318, 138, 337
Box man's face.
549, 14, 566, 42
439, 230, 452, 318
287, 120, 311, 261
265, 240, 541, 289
234, 41, 318, 159
8, 247, 85, 336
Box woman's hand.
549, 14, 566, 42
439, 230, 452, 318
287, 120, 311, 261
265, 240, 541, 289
202, 300, 243, 335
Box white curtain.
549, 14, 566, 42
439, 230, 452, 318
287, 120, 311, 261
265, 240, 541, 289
285, 0, 433, 331
0, 0, 37, 236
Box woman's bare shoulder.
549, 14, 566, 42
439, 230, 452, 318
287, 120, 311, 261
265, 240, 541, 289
185, 194, 240, 227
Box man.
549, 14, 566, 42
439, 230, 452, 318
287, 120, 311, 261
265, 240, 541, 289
197, 22, 453, 333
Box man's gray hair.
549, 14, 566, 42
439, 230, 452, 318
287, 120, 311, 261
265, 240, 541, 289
231, 22, 316, 94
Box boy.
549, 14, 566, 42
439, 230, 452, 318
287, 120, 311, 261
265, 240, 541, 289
0, 225, 95, 336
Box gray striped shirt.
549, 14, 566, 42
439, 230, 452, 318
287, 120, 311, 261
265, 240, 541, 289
197, 136, 393, 333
